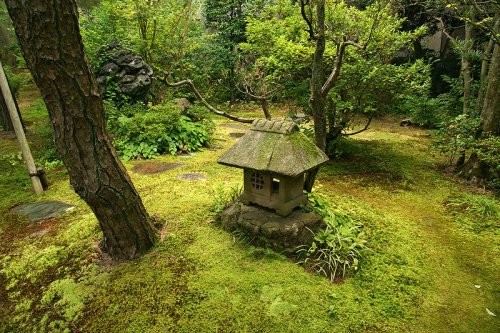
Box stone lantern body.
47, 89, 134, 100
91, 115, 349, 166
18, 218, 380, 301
218, 119, 329, 216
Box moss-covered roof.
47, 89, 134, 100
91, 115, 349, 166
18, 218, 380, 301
217, 119, 329, 176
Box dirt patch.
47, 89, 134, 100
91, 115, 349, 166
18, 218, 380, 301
230, 132, 245, 138
132, 162, 186, 175
177, 173, 207, 181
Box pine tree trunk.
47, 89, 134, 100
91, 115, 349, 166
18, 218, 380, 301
6, 0, 157, 260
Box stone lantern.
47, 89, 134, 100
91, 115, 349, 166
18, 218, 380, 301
218, 119, 329, 216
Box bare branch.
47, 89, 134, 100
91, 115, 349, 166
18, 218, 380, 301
156, 75, 254, 124
341, 115, 373, 136
300, 0, 316, 40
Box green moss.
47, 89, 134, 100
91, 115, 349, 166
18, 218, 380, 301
1, 104, 499, 332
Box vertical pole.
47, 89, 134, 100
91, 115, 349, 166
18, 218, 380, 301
0, 61, 43, 195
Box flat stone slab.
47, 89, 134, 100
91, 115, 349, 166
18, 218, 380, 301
132, 162, 186, 175
220, 202, 325, 253
177, 173, 207, 181
229, 132, 245, 138
11, 200, 76, 223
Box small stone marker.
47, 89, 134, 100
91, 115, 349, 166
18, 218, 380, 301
177, 173, 207, 181
11, 200, 76, 223
132, 161, 185, 175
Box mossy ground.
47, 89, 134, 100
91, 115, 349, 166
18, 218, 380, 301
0, 91, 498, 332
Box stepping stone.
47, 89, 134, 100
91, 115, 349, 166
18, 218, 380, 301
222, 123, 248, 130
177, 173, 207, 181
132, 162, 186, 175
11, 200, 76, 223
230, 132, 245, 138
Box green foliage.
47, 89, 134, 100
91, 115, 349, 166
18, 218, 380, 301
473, 136, 500, 175
211, 183, 243, 214
434, 114, 480, 165
445, 193, 500, 233
3, 65, 30, 98
106, 102, 213, 160
298, 191, 368, 282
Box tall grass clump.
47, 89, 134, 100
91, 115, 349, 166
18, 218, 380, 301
297, 191, 368, 283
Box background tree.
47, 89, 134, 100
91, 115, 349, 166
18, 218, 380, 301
5, 0, 157, 260
203, 0, 250, 104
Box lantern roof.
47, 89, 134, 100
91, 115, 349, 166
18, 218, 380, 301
217, 119, 329, 177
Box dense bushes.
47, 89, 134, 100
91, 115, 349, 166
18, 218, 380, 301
105, 102, 213, 160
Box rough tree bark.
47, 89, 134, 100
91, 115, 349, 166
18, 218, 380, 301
6, 0, 157, 260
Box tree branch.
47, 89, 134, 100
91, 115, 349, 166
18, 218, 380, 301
157, 75, 254, 124
300, 0, 316, 40
341, 115, 373, 136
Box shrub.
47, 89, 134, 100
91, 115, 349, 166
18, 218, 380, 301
211, 184, 242, 214
3, 65, 31, 97
106, 102, 213, 160
433, 114, 480, 165
297, 191, 368, 283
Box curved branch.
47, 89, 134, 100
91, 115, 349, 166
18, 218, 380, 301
341, 115, 373, 136
300, 0, 316, 40
156, 76, 254, 124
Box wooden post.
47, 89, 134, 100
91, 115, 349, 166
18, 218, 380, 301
0, 61, 43, 195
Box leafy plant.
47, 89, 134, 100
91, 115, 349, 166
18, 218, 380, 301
297, 191, 367, 282
433, 114, 480, 165
211, 183, 243, 214
106, 102, 213, 160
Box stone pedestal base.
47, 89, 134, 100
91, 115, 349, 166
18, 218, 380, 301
220, 203, 325, 253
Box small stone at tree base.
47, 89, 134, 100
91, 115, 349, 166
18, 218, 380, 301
220, 202, 325, 253
11, 200, 76, 223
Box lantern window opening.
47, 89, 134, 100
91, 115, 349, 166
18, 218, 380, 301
250, 172, 264, 190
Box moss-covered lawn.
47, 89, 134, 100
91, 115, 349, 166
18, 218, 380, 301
0, 95, 498, 332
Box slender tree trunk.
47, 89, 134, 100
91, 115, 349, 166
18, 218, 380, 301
476, 15, 499, 115
462, 37, 500, 179
260, 98, 271, 120
311, 0, 327, 152
229, 67, 236, 105
6, 0, 157, 260
461, 21, 473, 114
479, 42, 500, 137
